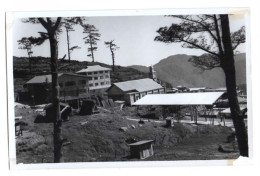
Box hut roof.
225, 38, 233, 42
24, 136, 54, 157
128, 140, 154, 146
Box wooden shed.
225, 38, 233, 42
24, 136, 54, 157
45, 102, 72, 122
128, 140, 154, 159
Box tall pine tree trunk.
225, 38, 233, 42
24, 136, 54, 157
90, 42, 95, 62
110, 46, 115, 71
66, 28, 71, 62
49, 33, 63, 162
29, 57, 32, 75
220, 15, 248, 156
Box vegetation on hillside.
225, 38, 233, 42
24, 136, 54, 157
130, 53, 246, 88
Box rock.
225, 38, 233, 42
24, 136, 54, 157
119, 127, 128, 132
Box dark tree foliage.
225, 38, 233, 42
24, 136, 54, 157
82, 24, 101, 62
104, 40, 120, 71
17, 35, 47, 74
155, 14, 248, 156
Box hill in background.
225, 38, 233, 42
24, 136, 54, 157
13, 56, 150, 96
129, 53, 246, 88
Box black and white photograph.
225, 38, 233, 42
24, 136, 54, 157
6, 8, 251, 168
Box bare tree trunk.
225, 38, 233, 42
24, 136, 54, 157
29, 57, 32, 75
27, 49, 32, 75
110, 45, 115, 71
49, 33, 63, 162
66, 28, 71, 62
90, 41, 95, 62
220, 15, 248, 157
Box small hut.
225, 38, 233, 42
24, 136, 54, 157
165, 117, 174, 127
45, 102, 71, 121
128, 140, 154, 159
79, 100, 99, 115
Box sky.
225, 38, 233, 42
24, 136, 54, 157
12, 14, 246, 67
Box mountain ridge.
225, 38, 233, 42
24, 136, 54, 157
128, 53, 246, 88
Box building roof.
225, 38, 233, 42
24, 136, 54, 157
111, 78, 163, 93
220, 105, 247, 114
89, 84, 111, 90
128, 140, 154, 146
205, 87, 227, 92
133, 92, 224, 106
189, 87, 206, 91
25, 73, 89, 84
76, 65, 111, 73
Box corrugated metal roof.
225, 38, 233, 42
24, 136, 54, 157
25, 73, 89, 84
133, 92, 224, 106
26, 74, 62, 84
76, 65, 111, 73
113, 78, 163, 92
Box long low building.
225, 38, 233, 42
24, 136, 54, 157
106, 78, 165, 105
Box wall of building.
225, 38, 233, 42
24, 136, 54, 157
59, 74, 89, 97
109, 87, 166, 105
26, 74, 90, 105
78, 70, 111, 90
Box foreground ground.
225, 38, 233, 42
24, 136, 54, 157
15, 105, 239, 163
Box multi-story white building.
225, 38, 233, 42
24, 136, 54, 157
76, 65, 111, 93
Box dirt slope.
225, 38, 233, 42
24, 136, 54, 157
15, 106, 238, 163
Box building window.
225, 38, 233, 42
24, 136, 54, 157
95, 83, 99, 86
79, 89, 86, 93
105, 75, 109, 78
88, 72, 92, 75
99, 71, 103, 74
106, 81, 110, 85
100, 76, 103, 79
101, 82, 105, 85
78, 80, 86, 85
105, 71, 108, 73
94, 72, 98, 74
65, 81, 76, 86
94, 77, 98, 80
153, 90, 159, 94
89, 84, 93, 87
160, 89, 165, 93
59, 82, 63, 88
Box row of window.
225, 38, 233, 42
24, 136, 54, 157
89, 81, 110, 87
133, 89, 165, 99
59, 80, 87, 88
87, 71, 109, 75
90, 75, 110, 80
